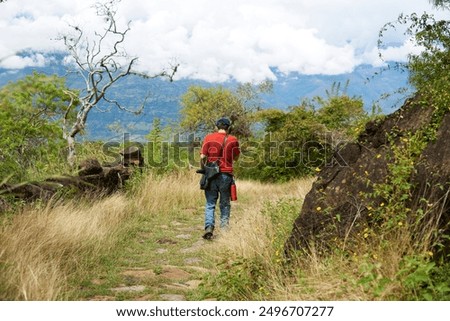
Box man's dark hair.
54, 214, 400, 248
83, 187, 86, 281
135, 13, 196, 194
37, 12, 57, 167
216, 117, 231, 130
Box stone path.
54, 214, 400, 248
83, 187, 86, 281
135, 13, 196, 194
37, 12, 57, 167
86, 213, 216, 301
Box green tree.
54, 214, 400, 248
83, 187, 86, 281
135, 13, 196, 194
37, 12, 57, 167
146, 118, 163, 143
379, 7, 450, 129
180, 86, 242, 134
406, 14, 450, 117
0, 72, 79, 182
180, 81, 272, 138
313, 83, 366, 139
241, 85, 366, 181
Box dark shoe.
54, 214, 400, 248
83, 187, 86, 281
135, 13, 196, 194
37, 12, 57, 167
203, 226, 214, 240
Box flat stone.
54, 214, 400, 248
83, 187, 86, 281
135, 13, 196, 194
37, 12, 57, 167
160, 266, 190, 280
163, 283, 190, 290
135, 294, 156, 301
162, 280, 201, 290
111, 285, 146, 293
185, 280, 202, 289
184, 266, 211, 273
160, 294, 186, 301
121, 269, 156, 280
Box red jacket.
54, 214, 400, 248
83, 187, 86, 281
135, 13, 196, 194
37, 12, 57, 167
201, 132, 240, 174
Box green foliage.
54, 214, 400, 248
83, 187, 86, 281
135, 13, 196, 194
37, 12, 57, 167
179, 80, 369, 182
381, 12, 450, 131
364, 6, 450, 301
354, 253, 450, 300
397, 255, 450, 300
180, 81, 272, 138
263, 198, 303, 262
0, 72, 79, 182
237, 85, 368, 182
180, 86, 240, 132
406, 13, 450, 111
237, 105, 324, 181
369, 131, 428, 231
357, 257, 393, 298
200, 255, 268, 300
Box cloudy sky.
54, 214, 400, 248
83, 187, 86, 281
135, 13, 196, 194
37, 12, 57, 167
0, 0, 446, 83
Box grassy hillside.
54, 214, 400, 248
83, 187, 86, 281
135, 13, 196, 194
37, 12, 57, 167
0, 171, 312, 300
1, 169, 448, 300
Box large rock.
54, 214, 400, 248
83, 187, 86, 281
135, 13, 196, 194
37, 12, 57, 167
0, 154, 140, 205
285, 98, 450, 257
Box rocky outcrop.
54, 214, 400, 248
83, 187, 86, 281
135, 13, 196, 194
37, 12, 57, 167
285, 98, 450, 257
0, 162, 132, 203
0, 147, 144, 207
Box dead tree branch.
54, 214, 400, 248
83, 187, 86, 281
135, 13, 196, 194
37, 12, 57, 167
59, 0, 178, 166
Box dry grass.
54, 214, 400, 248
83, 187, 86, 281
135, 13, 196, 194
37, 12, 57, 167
211, 177, 314, 259
0, 171, 315, 301
201, 176, 320, 299
200, 176, 437, 301
134, 171, 203, 215
0, 170, 209, 300
2, 170, 434, 301
0, 194, 130, 300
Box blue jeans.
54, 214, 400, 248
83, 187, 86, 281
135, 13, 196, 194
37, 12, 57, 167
204, 173, 233, 230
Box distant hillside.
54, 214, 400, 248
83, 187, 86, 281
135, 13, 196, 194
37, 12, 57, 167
0, 58, 411, 141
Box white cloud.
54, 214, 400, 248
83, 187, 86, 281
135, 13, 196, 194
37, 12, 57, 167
1, 53, 48, 69
0, 0, 446, 82
362, 40, 424, 69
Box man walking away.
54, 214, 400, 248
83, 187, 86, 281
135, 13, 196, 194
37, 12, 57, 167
200, 117, 240, 239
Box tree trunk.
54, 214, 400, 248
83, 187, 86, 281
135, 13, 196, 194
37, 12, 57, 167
64, 105, 92, 168
67, 134, 77, 168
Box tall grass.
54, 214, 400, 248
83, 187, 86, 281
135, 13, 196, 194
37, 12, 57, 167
0, 195, 130, 300
132, 170, 203, 216
198, 177, 317, 300
199, 176, 450, 301
2, 168, 446, 301
0, 170, 204, 300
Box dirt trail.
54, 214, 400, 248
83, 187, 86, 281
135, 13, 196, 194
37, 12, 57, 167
84, 205, 233, 301
78, 177, 312, 301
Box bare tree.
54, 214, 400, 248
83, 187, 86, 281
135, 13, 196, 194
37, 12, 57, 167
60, 0, 177, 166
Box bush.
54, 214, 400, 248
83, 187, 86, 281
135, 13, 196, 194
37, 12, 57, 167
0, 72, 78, 183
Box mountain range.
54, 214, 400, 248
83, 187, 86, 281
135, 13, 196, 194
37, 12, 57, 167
0, 57, 412, 141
